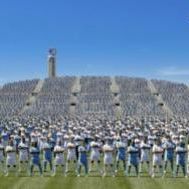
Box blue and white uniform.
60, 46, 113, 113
30, 147, 41, 166
42, 142, 53, 163
127, 146, 139, 166
162, 141, 175, 161
116, 141, 126, 161
18, 142, 29, 162
176, 146, 186, 166
78, 146, 88, 174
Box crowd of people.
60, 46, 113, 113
0, 115, 188, 178
0, 77, 189, 178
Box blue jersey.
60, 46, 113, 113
78, 146, 87, 165
128, 146, 139, 165
30, 147, 40, 165
43, 143, 52, 161
14, 135, 21, 147
162, 141, 175, 161
117, 147, 126, 161
176, 146, 186, 165
1, 132, 9, 141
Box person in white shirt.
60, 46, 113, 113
89, 138, 101, 175
53, 140, 65, 176
65, 140, 77, 174
151, 139, 164, 178
139, 137, 151, 175
102, 140, 115, 177
18, 137, 29, 174
5, 139, 17, 176
0, 138, 5, 174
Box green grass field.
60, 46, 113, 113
0, 155, 188, 189
0, 176, 189, 189
0, 174, 189, 189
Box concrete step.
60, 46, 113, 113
19, 79, 45, 114
111, 77, 122, 119
70, 77, 81, 114
147, 80, 173, 117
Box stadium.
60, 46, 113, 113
1, 1, 189, 189
0, 49, 189, 189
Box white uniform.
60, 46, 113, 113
6, 146, 17, 166
67, 143, 76, 161
140, 142, 151, 162
90, 142, 101, 161
103, 144, 114, 165
18, 143, 29, 162
54, 145, 64, 165
0, 144, 4, 162
152, 145, 163, 166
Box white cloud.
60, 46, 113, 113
158, 67, 189, 76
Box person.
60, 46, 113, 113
41, 137, 53, 175
115, 137, 127, 173
0, 138, 5, 174
2, 129, 9, 148
151, 138, 164, 178
162, 136, 175, 176
65, 140, 77, 174
18, 137, 29, 174
77, 141, 88, 177
139, 137, 151, 176
53, 140, 65, 176
29, 141, 43, 176
89, 138, 102, 175
5, 139, 17, 176
175, 141, 187, 178
127, 140, 139, 177
102, 139, 115, 177
187, 140, 189, 175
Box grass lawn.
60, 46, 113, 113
0, 174, 189, 189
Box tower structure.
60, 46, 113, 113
48, 48, 56, 78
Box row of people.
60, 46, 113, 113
0, 136, 189, 178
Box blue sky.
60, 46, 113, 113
0, 0, 189, 85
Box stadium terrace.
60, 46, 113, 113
0, 76, 189, 178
